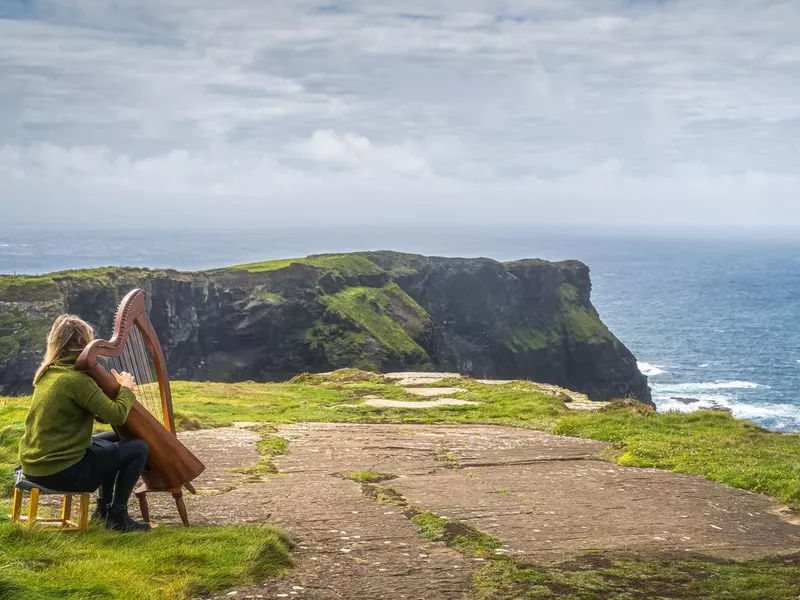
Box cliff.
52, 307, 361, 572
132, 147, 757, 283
0, 252, 651, 404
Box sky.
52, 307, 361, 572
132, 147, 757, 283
1, 0, 799, 232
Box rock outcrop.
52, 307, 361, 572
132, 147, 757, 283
0, 252, 651, 404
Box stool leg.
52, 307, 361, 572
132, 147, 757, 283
173, 491, 189, 527
78, 494, 90, 531
11, 488, 23, 523
61, 494, 73, 528
27, 488, 40, 527
137, 491, 150, 523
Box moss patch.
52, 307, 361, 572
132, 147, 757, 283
560, 305, 614, 344
505, 327, 552, 352
435, 451, 461, 469
472, 552, 800, 600
551, 282, 615, 345
253, 288, 285, 304
235, 425, 290, 481
361, 484, 408, 507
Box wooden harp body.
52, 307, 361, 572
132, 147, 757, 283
76, 289, 205, 499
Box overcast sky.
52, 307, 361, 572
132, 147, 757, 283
1, 1, 799, 231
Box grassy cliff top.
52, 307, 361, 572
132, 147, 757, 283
3, 372, 798, 509
2, 373, 799, 599
0, 267, 175, 302
0, 251, 584, 302
216, 253, 386, 277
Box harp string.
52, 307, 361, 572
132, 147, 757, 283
100, 325, 165, 427
130, 326, 164, 425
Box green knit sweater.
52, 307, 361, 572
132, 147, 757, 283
18, 354, 136, 477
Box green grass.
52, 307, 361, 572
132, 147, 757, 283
253, 288, 285, 304
0, 522, 293, 600
322, 283, 430, 359
411, 510, 502, 558
472, 552, 800, 600
224, 254, 385, 277
339, 470, 396, 483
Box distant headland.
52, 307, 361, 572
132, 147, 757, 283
0, 251, 650, 404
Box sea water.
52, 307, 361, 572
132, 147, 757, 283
2, 226, 798, 432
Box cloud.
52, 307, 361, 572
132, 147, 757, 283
1, 0, 799, 231
289, 130, 433, 178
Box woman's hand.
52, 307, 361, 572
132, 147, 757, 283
111, 369, 137, 395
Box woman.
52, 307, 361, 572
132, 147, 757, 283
18, 314, 151, 532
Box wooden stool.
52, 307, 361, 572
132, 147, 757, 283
11, 479, 90, 532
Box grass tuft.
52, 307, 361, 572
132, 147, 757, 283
0, 523, 292, 600
410, 510, 502, 558
339, 470, 396, 483
237, 427, 290, 481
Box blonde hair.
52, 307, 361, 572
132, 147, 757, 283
33, 314, 95, 385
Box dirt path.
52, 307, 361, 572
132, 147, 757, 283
139, 422, 800, 600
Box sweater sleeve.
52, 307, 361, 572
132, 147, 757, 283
74, 378, 136, 426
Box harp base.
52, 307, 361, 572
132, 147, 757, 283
135, 484, 195, 527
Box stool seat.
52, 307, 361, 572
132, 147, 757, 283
15, 479, 76, 495
11, 467, 90, 532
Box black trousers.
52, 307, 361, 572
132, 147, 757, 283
26, 431, 148, 508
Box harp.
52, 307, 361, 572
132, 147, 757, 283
76, 288, 205, 526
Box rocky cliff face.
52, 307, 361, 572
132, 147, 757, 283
0, 252, 651, 404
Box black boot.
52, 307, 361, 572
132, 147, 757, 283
105, 504, 152, 532
91, 501, 109, 522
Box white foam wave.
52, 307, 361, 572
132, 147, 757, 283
654, 394, 800, 431
637, 362, 666, 377
659, 393, 733, 405
655, 380, 763, 392
698, 363, 710, 368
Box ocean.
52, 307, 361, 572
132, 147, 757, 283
2, 226, 799, 432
